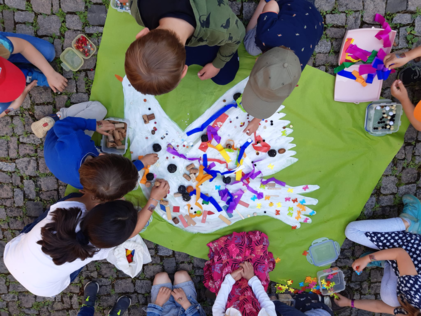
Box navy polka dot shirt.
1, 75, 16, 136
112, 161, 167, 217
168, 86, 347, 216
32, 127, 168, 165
255, 0, 324, 70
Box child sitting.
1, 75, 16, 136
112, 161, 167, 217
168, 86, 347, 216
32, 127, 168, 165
384, 49, 421, 131
125, 0, 245, 95
31, 100, 158, 190
0, 32, 68, 116
4, 157, 169, 297
241, 0, 323, 135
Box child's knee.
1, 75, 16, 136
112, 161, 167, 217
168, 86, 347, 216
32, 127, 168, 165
90, 101, 107, 119
344, 221, 359, 239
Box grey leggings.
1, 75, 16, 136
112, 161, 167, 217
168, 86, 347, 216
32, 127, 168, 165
345, 218, 406, 307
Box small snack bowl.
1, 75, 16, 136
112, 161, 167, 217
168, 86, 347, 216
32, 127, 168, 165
364, 99, 402, 136
111, 0, 131, 13
101, 117, 130, 155
317, 267, 346, 295
60, 34, 97, 72
306, 237, 340, 267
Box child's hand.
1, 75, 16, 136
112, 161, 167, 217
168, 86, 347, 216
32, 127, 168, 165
140, 153, 159, 166
244, 118, 261, 136
352, 256, 369, 274
155, 287, 171, 307
96, 120, 115, 136
231, 267, 243, 281
334, 293, 351, 307
391, 80, 409, 102
198, 63, 220, 80
150, 179, 169, 201
171, 288, 191, 310
46, 71, 68, 93
24, 80, 38, 94
384, 52, 410, 69
0, 80, 38, 118
240, 261, 255, 281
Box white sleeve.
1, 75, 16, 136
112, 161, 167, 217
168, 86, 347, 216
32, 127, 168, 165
248, 276, 277, 316
212, 274, 236, 316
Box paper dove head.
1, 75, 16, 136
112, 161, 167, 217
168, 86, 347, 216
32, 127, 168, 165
123, 76, 320, 233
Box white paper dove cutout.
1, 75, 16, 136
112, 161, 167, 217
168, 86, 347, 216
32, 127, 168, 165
123, 76, 320, 233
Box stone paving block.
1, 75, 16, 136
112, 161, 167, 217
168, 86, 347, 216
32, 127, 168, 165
37, 15, 61, 36
81, 56, 97, 70
398, 184, 417, 196
0, 139, 7, 158
401, 168, 418, 183
381, 176, 398, 194
363, 0, 385, 23
40, 190, 58, 201
378, 195, 394, 206
85, 26, 104, 34
315, 0, 335, 11
338, 0, 363, 11
30, 86, 53, 104
243, 2, 258, 21
408, 0, 421, 10
326, 13, 346, 26
175, 251, 190, 263
64, 30, 83, 48
56, 95, 69, 110
163, 258, 177, 274
54, 38, 63, 56
34, 105, 54, 120
393, 13, 414, 24
5, 0, 26, 9
415, 16, 421, 36
19, 144, 36, 156
88, 5, 107, 26
14, 11, 34, 22
229, 1, 241, 15
157, 245, 173, 256
346, 11, 361, 30
38, 176, 58, 191
398, 26, 408, 49
77, 72, 86, 93
135, 280, 151, 294
64, 79, 77, 93
32, 0, 51, 14
326, 28, 346, 38
0, 173, 11, 184
71, 93, 89, 103
23, 180, 36, 200
3, 10, 14, 33
0, 117, 13, 136
114, 279, 135, 293
387, 0, 408, 13
315, 39, 331, 53
66, 14, 82, 30
61, 0, 85, 12
14, 189, 23, 207
144, 265, 163, 279
0, 162, 15, 172
0, 185, 12, 199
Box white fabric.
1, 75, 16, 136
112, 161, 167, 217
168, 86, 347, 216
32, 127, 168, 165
305, 309, 332, 316
106, 234, 151, 278
4, 201, 111, 297
123, 76, 320, 233
212, 274, 276, 316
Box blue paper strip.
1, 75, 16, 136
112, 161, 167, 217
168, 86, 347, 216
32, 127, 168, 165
366, 73, 375, 84
189, 190, 223, 212
186, 103, 238, 136
337, 70, 356, 80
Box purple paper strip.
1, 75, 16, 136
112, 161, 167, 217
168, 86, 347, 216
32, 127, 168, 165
206, 126, 221, 144
227, 189, 244, 213
261, 177, 286, 187
245, 184, 264, 199
166, 145, 201, 162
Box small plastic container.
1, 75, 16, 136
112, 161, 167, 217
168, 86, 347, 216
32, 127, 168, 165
364, 99, 402, 136
111, 0, 131, 13
317, 267, 346, 295
100, 117, 130, 155
60, 34, 96, 72
306, 237, 340, 267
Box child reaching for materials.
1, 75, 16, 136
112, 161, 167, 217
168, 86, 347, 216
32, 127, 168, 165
336, 194, 421, 315
241, 0, 323, 136
125, 0, 245, 95
0, 32, 68, 116
31, 100, 158, 190
384, 49, 421, 131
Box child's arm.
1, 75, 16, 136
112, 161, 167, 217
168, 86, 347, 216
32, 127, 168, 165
0, 81, 37, 118
262, 0, 280, 14
384, 47, 421, 69
212, 274, 236, 316
247, 0, 269, 31
53, 117, 115, 138
7, 37, 68, 92
129, 179, 169, 238
248, 277, 277, 316
391, 79, 421, 131
334, 294, 397, 313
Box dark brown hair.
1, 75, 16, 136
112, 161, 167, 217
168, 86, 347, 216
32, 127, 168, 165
37, 200, 138, 265
125, 29, 186, 95
79, 154, 138, 202
399, 294, 420, 316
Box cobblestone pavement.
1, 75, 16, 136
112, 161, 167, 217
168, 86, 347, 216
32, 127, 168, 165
0, 0, 420, 315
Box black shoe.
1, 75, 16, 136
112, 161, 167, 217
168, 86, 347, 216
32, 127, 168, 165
399, 66, 421, 85
108, 296, 131, 316
82, 281, 99, 308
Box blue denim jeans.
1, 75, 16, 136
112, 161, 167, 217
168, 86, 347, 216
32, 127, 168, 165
0, 32, 55, 113
20, 193, 86, 283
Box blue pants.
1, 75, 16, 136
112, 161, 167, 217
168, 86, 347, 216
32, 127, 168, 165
185, 45, 239, 86
20, 193, 85, 284
274, 301, 307, 316
0, 32, 55, 112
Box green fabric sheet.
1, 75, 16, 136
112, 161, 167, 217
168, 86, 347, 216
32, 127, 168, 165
69, 8, 410, 284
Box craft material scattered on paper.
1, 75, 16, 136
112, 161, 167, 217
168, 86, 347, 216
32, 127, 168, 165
123, 77, 320, 233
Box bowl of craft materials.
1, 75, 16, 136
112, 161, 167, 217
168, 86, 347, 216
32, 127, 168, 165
111, 0, 130, 13
364, 99, 402, 136
334, 14, 397, 103
317, 267, 346, 295
306, 237, 340, 267
60, 34, 96, 72
100, 118, 129, 155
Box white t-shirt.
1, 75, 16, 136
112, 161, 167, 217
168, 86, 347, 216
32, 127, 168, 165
4, 201, 111, 297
